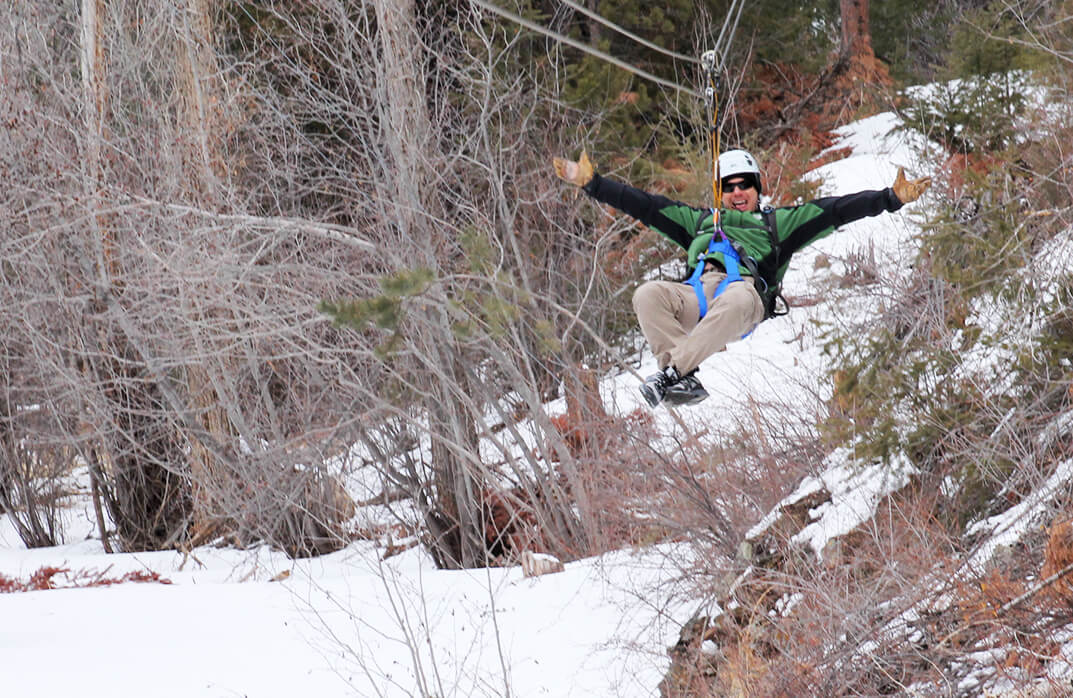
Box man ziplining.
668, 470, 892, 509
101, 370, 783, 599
553, 148, 932, 408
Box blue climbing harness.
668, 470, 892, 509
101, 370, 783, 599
684, 209, 744, 320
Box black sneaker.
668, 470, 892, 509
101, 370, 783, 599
639, 366, 678, 407
664, 371, 709, 407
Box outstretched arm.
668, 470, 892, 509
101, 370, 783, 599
811, 167, 932, 226
769, 167, 933, 267
552, 151, 702, 250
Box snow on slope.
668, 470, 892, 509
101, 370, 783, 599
0, 111, 935, 698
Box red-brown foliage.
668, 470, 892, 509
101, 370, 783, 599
0, 566, 172, 593
549, 408, 653, 461
482, 486, 542, 559
734, 53, 893, 163
1043, 518, 1073, 603
938, 152, 1001, 201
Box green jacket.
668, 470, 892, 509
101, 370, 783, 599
582, 173, 905, 287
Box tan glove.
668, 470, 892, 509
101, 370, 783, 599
892, 167, 932, 204
552, 151, 595, 187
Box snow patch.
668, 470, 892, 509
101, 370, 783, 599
966, 458, 1073, 573
791, 451, 917, 559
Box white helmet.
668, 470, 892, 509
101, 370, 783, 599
718, 149, 762, 193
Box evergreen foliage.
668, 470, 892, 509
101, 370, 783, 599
870, 0, 984, 82
824, 68, 1072, 532
946, 2, 1051, 78
737, 0, 839, 72
899, 77, 1027, 154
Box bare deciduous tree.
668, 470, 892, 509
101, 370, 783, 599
0, 0, 636, 564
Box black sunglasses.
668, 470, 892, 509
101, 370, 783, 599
722, 179, 755, 193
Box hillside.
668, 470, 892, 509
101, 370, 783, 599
4, 95, 1073, 695
3, 2, 1073, 695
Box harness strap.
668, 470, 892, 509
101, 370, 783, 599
758, 205, 789, 319
684, 209, 745, 320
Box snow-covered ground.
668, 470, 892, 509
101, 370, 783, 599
0, 520, 684, 697
1, 112, 936, 697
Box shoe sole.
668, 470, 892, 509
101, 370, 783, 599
639, 384, 662, 408
663, 390, 710, 407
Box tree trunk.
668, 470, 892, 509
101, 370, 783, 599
374, 0, 431, 248
174, 0, 238, 540
79, 0, 197, 551
839, 0, 873, 65
373, 0, 486, 569
837, 0, 889, 89
177, 0, 224, 201
79, 0, 113, 283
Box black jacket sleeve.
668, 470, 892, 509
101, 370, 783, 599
582, 173, 701, 250
775, 188, 904, 260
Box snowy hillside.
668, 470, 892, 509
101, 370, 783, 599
3, 103, 1072, 698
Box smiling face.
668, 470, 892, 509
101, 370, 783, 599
721, 176, 759, 212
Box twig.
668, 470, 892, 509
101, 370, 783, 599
126, 195, 378, 252
999, 560, 1073, 615
86, 447, 113, 554
355, 488, 411, 507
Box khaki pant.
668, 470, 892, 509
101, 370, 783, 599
632, 270, 764, 374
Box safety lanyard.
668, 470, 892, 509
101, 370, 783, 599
683, 209, 744, 320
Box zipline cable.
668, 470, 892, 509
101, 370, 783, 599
702, 0, 746, 206
710, 0, 746, 75
472, 0, 749, 198
555, 0, 700, 65
470, 0, 700, 97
